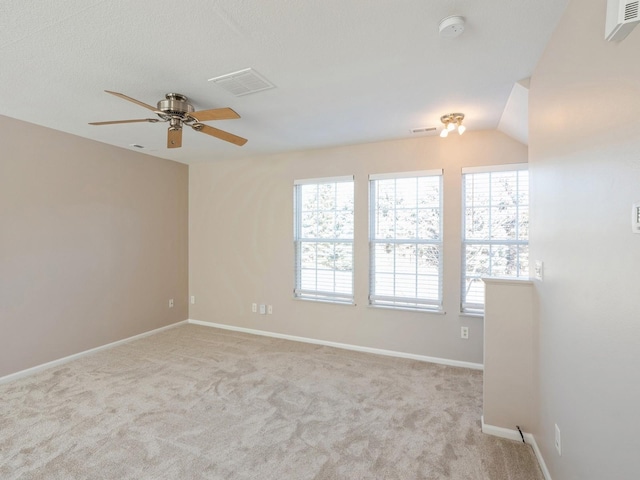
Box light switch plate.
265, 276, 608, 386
535, 260, 544, 281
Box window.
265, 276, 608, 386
369, 170, 443, 311
461, 164, 529, 314
294, 176, 354, 303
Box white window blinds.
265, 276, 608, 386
461, 164, 529, 313
294, 176, 354, 303
369, 170, 443, 311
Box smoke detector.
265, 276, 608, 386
439, 16, 465, 38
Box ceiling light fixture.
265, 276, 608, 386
440, 113, 466, 138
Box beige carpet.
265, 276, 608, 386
0, 324, 543, 479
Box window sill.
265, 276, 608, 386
293, 297, 356, 307
368, 304, 446, 315
482, 276, 534, 286
459, 312, 484, 319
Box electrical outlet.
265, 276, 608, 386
190, 296, 196, 305
169, 299, 174, 308
267, 305, 273, 315
555, 424, 561, 456
461, 326, 469, 339
259, 304, 266, 315
251, 303, 257, 313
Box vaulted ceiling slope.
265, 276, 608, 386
0, 1, 568, 163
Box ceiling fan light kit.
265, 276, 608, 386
440, 113, 465, 138
89, 91, 247, 148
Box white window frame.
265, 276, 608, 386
293, 176, 355, 304
369, 170, 443, 312
461, 164, 529, 314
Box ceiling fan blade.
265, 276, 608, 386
192, 124, 247, 146
89, 118, 159, 126
189, 107, 240, 122
167, 128, 182, 148
105, 90, 158, 112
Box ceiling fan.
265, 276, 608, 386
89, 90, 247, 148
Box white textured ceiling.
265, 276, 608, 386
0, 0, 568, 163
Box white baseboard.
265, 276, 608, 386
481, 416, 552, 480
0, 320, 188, 385
528, 434, 552, 480
188, 319, 483, 370
481, 415, 526, 442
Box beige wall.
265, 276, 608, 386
530, 0, 640, 477
189, 131, 527, 364
0, 115, 189, 378
483, 279, 534, 432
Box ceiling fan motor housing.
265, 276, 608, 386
157, 93, 194, 116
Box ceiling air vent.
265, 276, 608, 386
411, 127, 437, 135
208, 68, 275, 96
605, 0, 640, 41
625, 1, 639, 20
